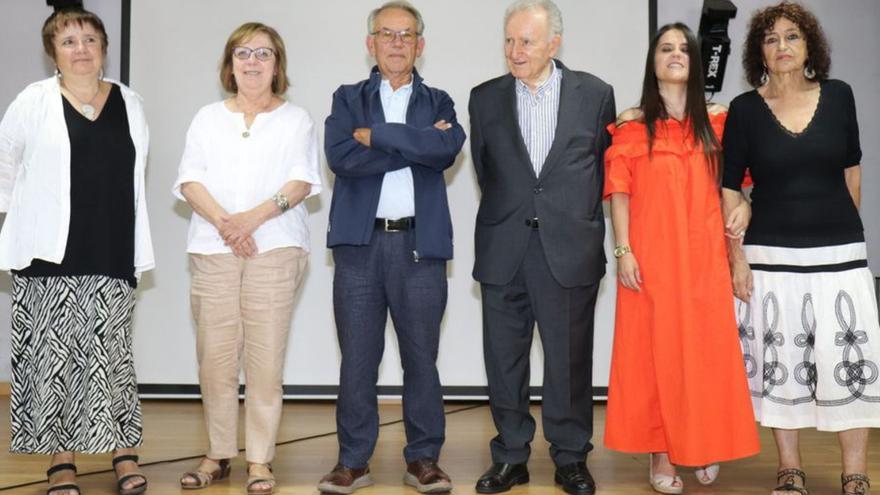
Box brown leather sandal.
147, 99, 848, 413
179, 458, 231, 490
841, 473, 870, 495
247, 463, 276, 495
46, 463, 80, 495
773, 468, 809, 495
113, 454, 148, 495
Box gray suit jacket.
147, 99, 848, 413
469, 60, 616, 288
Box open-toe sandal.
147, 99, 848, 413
46, 463, 80, 495
113, 454, 148, 495
649, 454, 683, 494
773, 468, 808, 495
841, 473, 870, 495
180, 458, 231, 490
247, 463, 276, 495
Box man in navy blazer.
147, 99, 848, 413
469, 1, 615, 494
318, 2, 466, 494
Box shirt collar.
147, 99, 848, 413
516, 60, 560, 98
380, 78, 414, 95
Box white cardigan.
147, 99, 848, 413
0, 76, 154, 275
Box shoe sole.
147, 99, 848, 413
474, 474, 530, 493
403, 473, 453, 493
317, 474, 374, 494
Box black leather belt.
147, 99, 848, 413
375, 217, 415, 232
525, 218, 539, 229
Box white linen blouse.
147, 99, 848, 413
173, 100, 322, 255
0, 76, 154, 275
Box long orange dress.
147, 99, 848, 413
602, 113, 760, 466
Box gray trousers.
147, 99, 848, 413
481, 230, 599, 466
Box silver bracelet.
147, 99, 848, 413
272, 193, 290, 212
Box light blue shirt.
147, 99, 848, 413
516, 61, 562, 176
375, 78, 415, 219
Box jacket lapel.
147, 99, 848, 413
538, 62, 583, 181
498, 75, 538, 179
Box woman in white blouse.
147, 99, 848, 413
0, 8, 152, 495
173, 22, 321, 495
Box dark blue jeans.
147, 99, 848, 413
332, 228, 447, 468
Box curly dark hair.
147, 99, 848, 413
742, 1, 831, 87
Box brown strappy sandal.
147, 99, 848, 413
179, 458, 231, 490
773, 468, 809, 495
46, 463, 80, 495
112, 454, 148, 495
841, 473, 870, 495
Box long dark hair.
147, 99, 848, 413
641, 23, 721, 182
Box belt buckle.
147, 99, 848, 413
384, 219, 400, 232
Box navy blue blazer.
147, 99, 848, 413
325, 67, 466, 260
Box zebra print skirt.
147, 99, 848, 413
10, 275, 143, 454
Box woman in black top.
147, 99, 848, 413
722, 3, 876, 495
0, 8, 153, 495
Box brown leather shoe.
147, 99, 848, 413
404, 458, 453, 493
317, 464, 373, 494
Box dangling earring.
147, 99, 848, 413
55, 66, 61, 78
804, 64, 816, 79
760, 68, 769, 86
98, 67, 105, 81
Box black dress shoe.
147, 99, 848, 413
555, 462, 596, 495
475, 463, 529, 493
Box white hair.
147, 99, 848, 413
367, 1, 425, 35
504, 0, 564, 38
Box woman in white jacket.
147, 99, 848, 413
0, 8, 153, 495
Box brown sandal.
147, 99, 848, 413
180, 458, 231, 490
773, 468, 808, 495
112, 455, 148, 495
247, 463, 276, 495
842, 473, 870, 495
46, 463, 81, 495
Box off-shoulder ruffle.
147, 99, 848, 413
605, 112, 726, 162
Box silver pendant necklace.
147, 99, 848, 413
61, 78, 101, 120
81, 102, 97, 120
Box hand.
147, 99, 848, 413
353, 128, 371, 147
433, 119, 452, 131
731, 258, 753, 302
218, 211, 262, 248
617, 253, 643, 292
725, 199, 751, 239
231, 235, 257, 258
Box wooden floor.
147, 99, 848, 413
0, 397, 875, 494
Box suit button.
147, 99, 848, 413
533, 187, 543, 194
525, 219, 532, 227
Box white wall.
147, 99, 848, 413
126, 0, 648, 393
0, 0, 123, 383
4, 1, 878, 393
657, 0, 880, 272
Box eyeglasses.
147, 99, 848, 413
371, 28, 420, 45
232, 46, 276, 61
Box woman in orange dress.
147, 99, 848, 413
603, 23, 760, 494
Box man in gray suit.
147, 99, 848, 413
468, 1, 615, 494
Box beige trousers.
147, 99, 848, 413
189, 247, 307, 463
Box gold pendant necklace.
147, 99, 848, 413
236, 96, 273, 138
